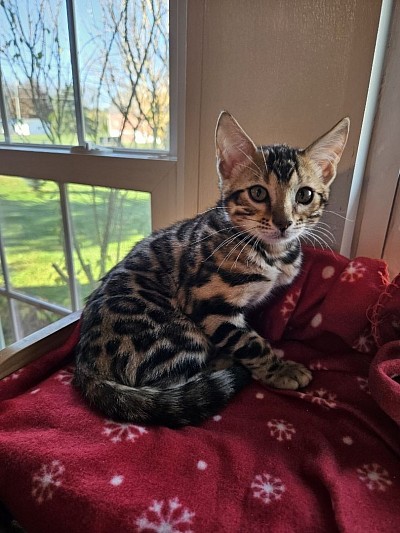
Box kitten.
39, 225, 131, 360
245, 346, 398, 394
73, 111, 349, 427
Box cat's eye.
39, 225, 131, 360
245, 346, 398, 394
296, 187, 314, 205
249, 186, 268, 202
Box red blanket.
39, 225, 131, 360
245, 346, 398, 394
1, 247, 399, 533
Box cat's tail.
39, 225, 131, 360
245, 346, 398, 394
74, 364, 251, 428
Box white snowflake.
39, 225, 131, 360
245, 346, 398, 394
110, 475, 124, 486
251, 473, 285, 505
310, 313, 323, 328
280, 290, 300, 322
356, 377, 370, 395
321, 265, 335, 279
197, 460, 208, 471
32, 460, 65, 504
357, 463, 393, 492
352, 330, 375, 353
54, 366, 74, 385
2, 368, 24, 382
136, 497, 195, 532
309, 361, 328, 370
340, 261, 366, 283
342, 436, 354, 446
103, 420, 148, 443
267, 419, 296, 441
299, 388, 337, 409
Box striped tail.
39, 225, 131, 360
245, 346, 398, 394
74, 364, 251, 428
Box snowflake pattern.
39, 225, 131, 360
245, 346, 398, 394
136, 497, 195, 532
267, 419, 296, 442
2, 368, 24, 382
110, 475, 124, 486
251, 473, 286, 505
340, 261, 366, 283
299, 388, 337, 409
309, 361, 328, 370
280, 290, 300, 323
356, 377, 370, 395
32, 460, 65, 504
103, 420, 148, 443
54, 366, 74, 385
352, 330, 375, 354
357, 463, 393, 492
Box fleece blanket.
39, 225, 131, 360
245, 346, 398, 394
0, 247, 399, 533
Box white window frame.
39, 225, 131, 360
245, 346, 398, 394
0, 0, 191, 342
341, 0, 399, 261
354, 0, 400, 261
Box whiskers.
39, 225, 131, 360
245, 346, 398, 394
218, 230, 266, 271
196, 205, 235, 217
300, 220, 337, 255
202, 225, 259, 263
198, 220, 264, 271
323, 209, 354, 222
218, 233, 257, 271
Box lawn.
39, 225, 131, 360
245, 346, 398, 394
0, 175, 151, 341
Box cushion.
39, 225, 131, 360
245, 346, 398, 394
0, 247, 399, 532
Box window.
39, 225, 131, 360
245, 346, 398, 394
0, 0, 170, 149
0, 0, 181, 346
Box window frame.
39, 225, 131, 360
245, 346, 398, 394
351, 0, 400, 261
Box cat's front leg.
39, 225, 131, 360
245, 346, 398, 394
231, 333, 311, 390
244, 351, 312, 390
204, 313, 312, 390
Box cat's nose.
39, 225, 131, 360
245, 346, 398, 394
274, 219, 293, 234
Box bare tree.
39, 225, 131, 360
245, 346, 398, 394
81, 0, 169, 148
0, 0, 75, 144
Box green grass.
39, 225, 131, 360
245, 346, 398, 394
9, 133, 78, 145
7, 133, 167, 151
0, 176, 152, 308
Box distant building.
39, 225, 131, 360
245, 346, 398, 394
107, 112, 160, 147
11, 118, 48, 136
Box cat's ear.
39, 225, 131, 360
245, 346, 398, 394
215, 111, 257, 179
304, 117, 350, 186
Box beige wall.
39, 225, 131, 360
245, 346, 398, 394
184, 0, 382, 248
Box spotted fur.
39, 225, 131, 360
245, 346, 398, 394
74, 111, 349, 427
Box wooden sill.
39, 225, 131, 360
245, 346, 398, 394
0, 311, 81, 380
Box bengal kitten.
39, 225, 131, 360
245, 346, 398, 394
74, 112, 350, 427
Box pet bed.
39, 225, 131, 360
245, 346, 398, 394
0, 247, 399, 532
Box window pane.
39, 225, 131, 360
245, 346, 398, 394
0, 297, 14, 347
14, 300, 62, 339
68, 184, 151, 303
75, 0, 170, 150
0, 254, 4, 287
0, 176, 71, 308
0, 118, 5, 142
0, 0, 77, 145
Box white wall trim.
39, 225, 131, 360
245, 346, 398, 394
352, 0, 400, 261
340, 0, 394, 258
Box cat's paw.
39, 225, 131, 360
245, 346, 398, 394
264, 360, 312, 390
